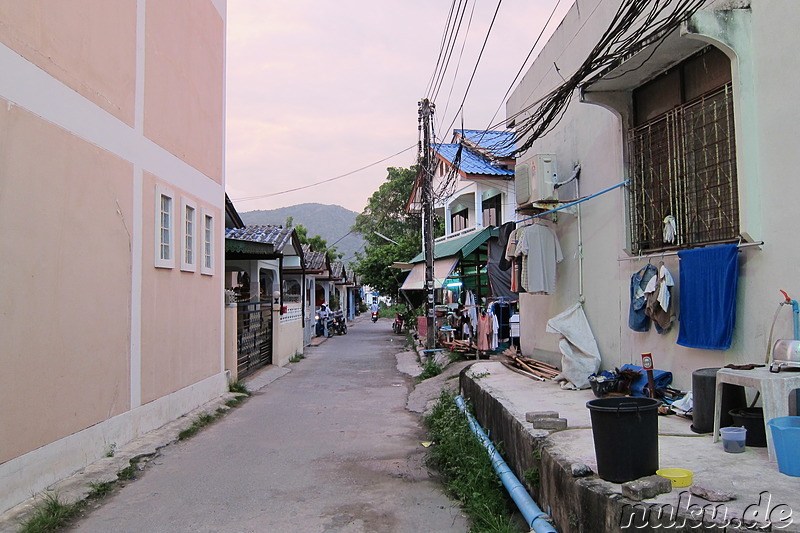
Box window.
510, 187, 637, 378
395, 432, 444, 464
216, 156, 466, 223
451, 209, 468, 232
628, 47, 738, 254
154, 185, 175, 268
482, 194, 501, 227
180, 198, 196, 272
201, 209, 214, 275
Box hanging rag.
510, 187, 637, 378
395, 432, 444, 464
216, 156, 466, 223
546, 303, 601, 390
643, 264, 675, 333
628, 263, 658, 332
677, 243, 739, 350
663, 215, 677, 243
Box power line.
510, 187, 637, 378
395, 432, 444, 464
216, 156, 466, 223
232, 144, 415, 203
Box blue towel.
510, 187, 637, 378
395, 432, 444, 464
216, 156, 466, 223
677, 244, 739, 350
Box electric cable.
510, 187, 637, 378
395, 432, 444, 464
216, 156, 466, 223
232, 144, 416, 203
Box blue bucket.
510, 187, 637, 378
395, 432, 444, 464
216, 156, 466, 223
768, 416, 800, 477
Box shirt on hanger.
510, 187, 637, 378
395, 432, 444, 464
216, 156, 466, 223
516, 223, 563, 294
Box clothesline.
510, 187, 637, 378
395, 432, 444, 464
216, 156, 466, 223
617, 241, 764, 262
516, 179, 630, 224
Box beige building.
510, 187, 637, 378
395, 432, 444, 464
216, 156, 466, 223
508, 0, 800, 391
0, 0, 228, 513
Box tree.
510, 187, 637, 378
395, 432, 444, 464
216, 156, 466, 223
353, 167, 423, 296
286, 216, 342, 261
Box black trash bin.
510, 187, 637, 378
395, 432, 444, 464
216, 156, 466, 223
586, 397, 660, 483
691, 367, 746, 434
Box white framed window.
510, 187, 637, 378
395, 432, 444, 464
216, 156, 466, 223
154, 184, 175, 268
201, 208, 215, 275
180, 198, 197, 272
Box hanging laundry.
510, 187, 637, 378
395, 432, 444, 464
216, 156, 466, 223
677, 244, 739, 350
515, 222, 563, 294
491, 312, 499, 351
497, 221, 517, 271
643, 264, 675, 333
628, 263, 657, 332
476, 311, 491, 352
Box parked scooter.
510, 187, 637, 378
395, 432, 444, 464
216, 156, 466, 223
392, 313, 404, 334
333, 311, 348, 335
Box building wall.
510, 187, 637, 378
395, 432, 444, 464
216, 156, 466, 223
509, 0, 799, 390
274, 304, 305, 366
0, 0, 227, 513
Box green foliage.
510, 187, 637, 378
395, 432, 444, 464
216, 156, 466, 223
228, 380, 251, 396
289, 352, 305, 363
18, 493, 83, 533
352, 167, 423, 296
116, 464, 137, 481
87, 481, 115, 499
523, 467, 540, 490
292, 220, 342, 261
418, 359, 443, 381
178, 411, 220, 441
425, 392, 521, 533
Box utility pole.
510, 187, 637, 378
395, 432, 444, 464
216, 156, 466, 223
418, 98, 436, 349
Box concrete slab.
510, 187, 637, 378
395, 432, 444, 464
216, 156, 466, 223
462, 361, 800, 531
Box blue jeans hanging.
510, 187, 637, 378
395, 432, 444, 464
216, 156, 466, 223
629, 264, 657, 332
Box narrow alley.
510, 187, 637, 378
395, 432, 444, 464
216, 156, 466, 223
67, 318, 467, 533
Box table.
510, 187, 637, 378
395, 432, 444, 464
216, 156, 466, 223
712, 367, 800, 460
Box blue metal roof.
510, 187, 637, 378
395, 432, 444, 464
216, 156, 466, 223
434, 143, 514, 177
455, 129, 516, 158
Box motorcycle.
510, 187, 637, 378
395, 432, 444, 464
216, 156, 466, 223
333, 312, 348, 335
392, 313, 404, 334
371, 311, 378, 323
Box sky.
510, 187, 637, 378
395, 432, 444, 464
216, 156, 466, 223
225, 0, 574, 215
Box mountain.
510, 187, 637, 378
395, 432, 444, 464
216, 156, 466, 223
239, 203, 364, 265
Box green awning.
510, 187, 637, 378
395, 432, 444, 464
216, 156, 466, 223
409, 226, 498, 263
225, 238, 278, 259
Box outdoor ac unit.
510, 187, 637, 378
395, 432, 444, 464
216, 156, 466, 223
515, 154, 557, 206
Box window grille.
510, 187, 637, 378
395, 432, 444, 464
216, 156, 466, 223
628, 83, 738, 254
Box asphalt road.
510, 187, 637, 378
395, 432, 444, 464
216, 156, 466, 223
69, 318, 468, 533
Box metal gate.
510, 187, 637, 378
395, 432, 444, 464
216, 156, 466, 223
236, 301, 273, 378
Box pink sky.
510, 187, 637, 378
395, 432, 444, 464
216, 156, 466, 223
225, 0, 573, 214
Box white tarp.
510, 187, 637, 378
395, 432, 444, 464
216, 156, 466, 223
546, 303, 601, 390
400, 257, 459, 290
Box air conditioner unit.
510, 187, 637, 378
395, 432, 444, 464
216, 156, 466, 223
515, 154, 557, 206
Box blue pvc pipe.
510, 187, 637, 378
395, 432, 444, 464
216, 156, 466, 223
455, 395, 558, 533
790, 299, 799, 341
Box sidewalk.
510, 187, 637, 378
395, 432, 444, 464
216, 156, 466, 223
460, 361, 800, 531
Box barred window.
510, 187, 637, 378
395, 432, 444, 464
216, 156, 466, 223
628, 48, 738, 254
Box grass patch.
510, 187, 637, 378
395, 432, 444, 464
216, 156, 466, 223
18, 493, 83, 533
178, 411, 220, 441
116, 464, 137, 481
289, 352, 305, 363
87, 480, 115, 499
418, 359, 443, 381
425, 391, 522, 533
228, 380, 251, 396
225, 397, 245, 408
522, 467, 540, 490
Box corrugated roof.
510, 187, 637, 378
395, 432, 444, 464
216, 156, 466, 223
455, 129, 516, 158
225, 225, 294, 252
435, 143, 514, 177
330, 262, 344, 279
304, 249, 328, 271
409, 226, 498, 263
